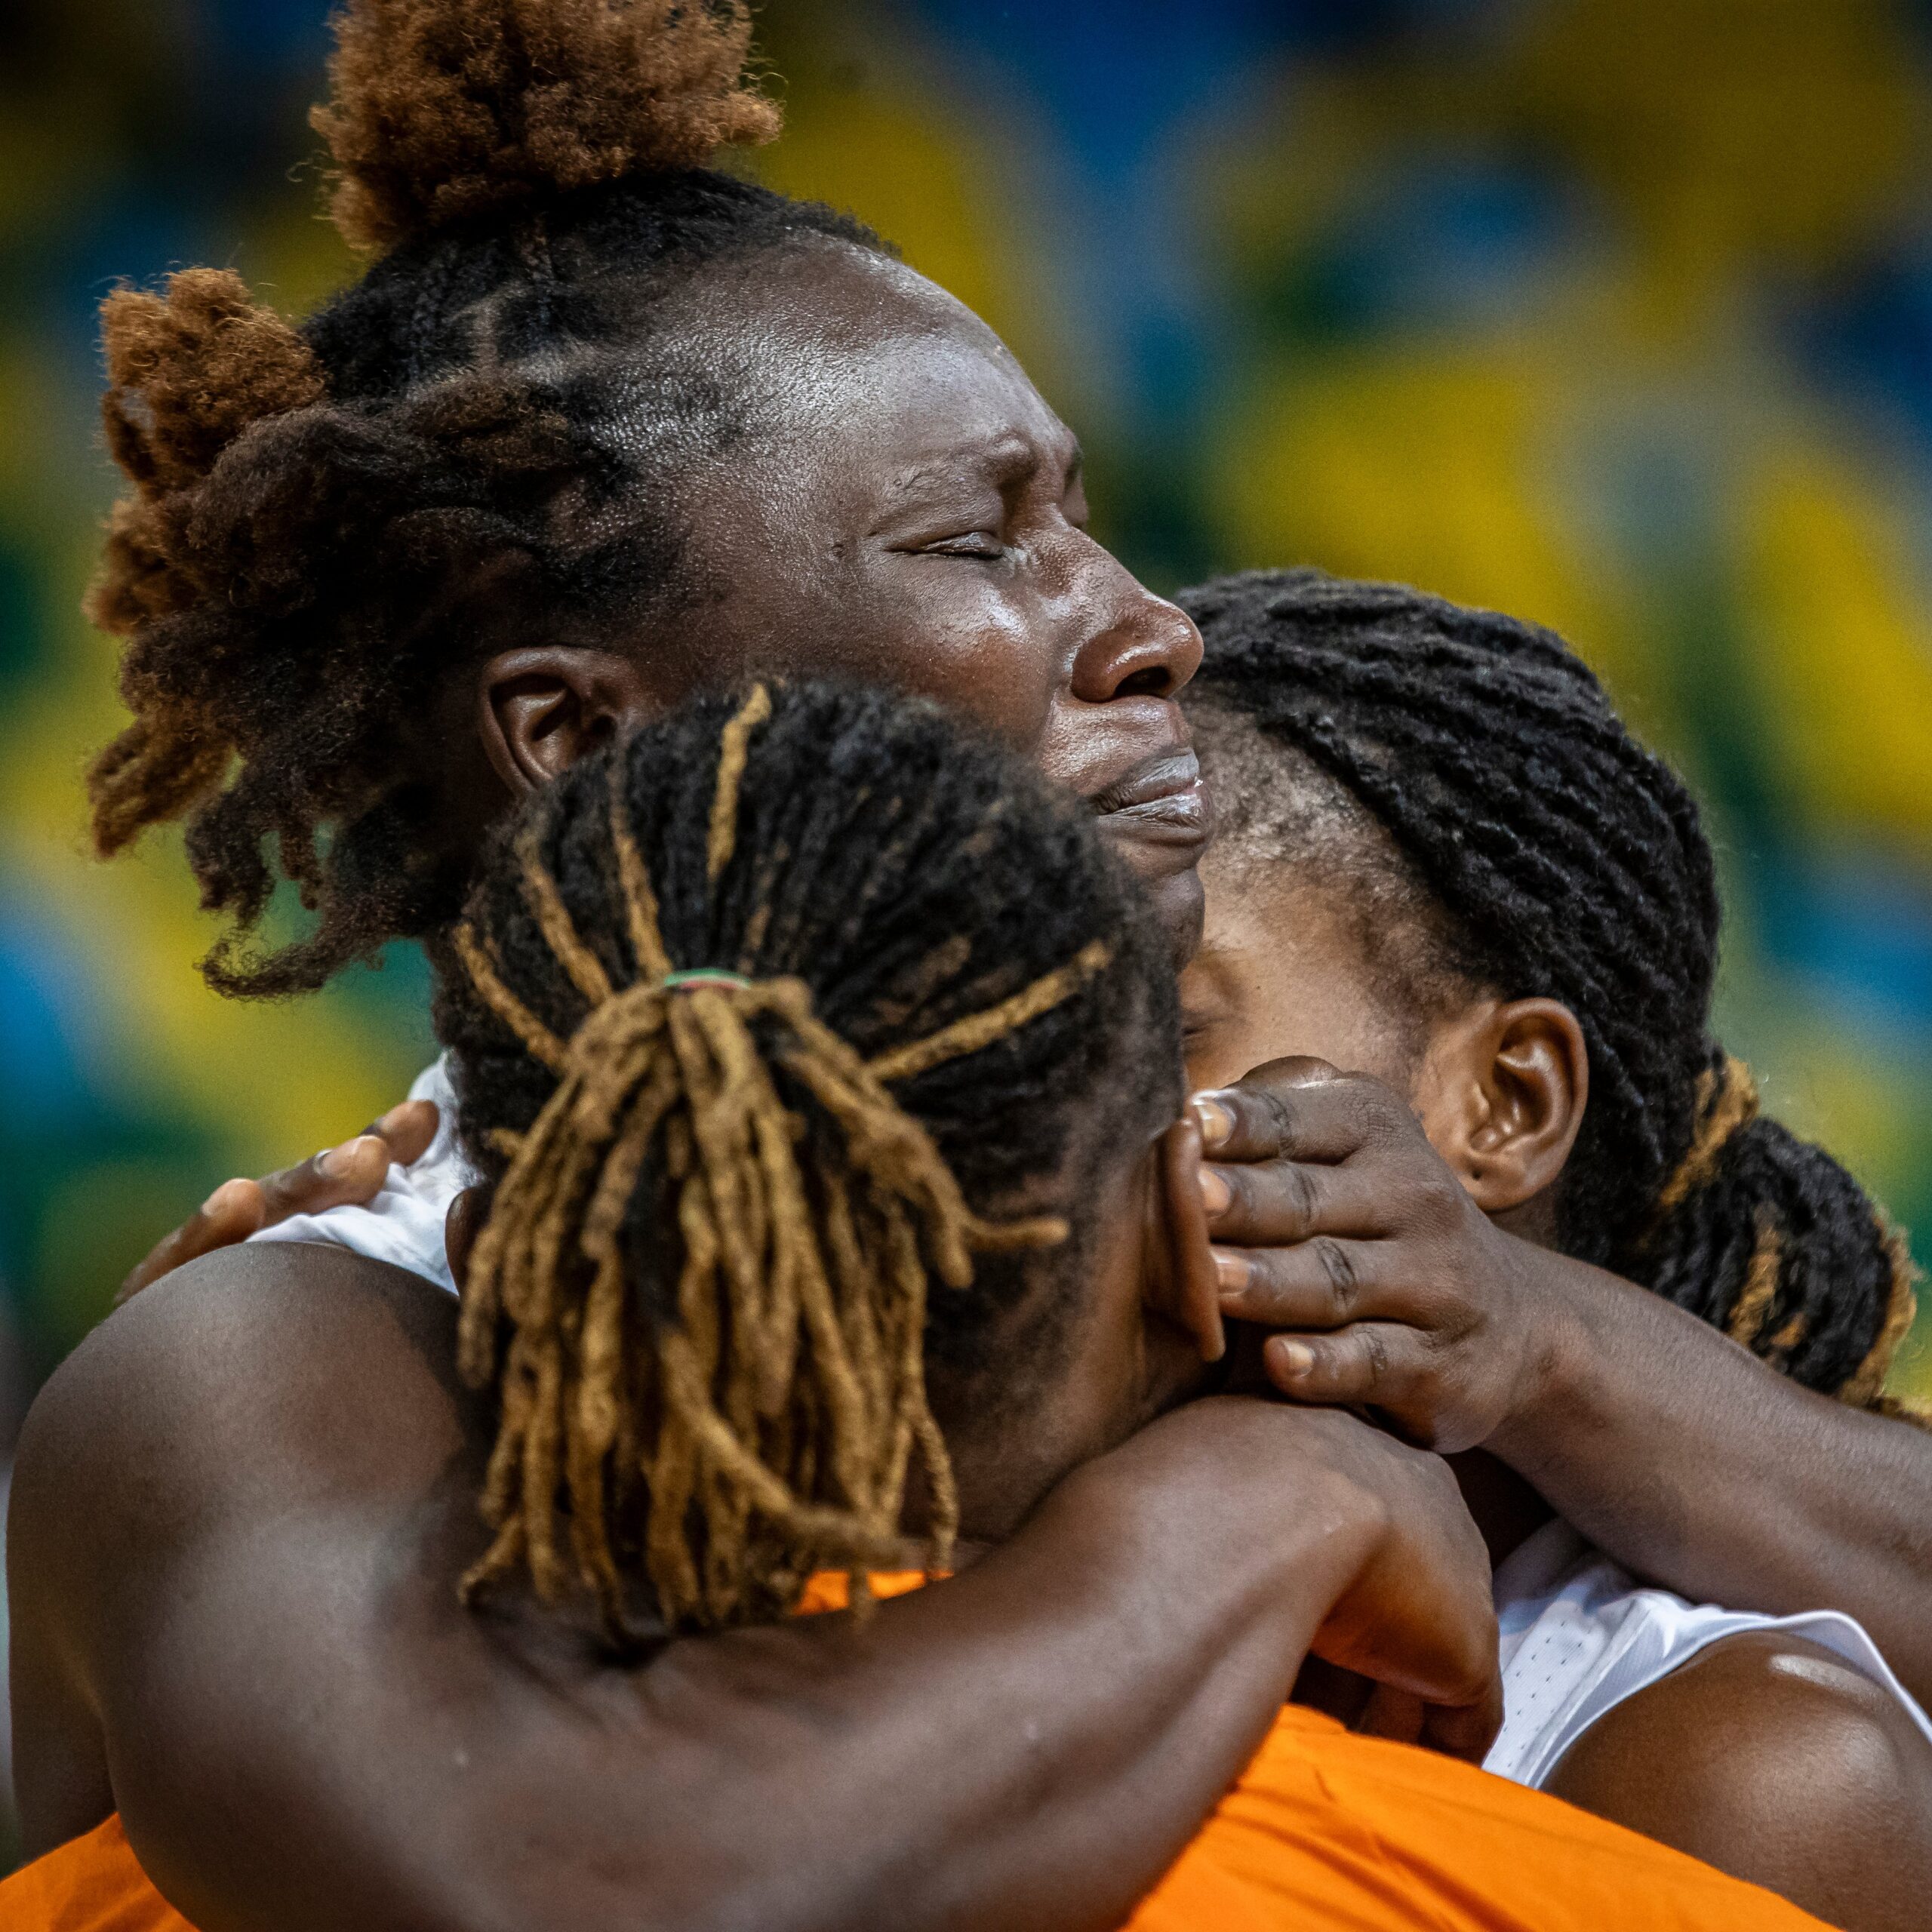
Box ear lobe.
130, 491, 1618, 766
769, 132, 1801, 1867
1151, 1116, 1226, 1362
1451, 998, 1589, 1214
478, 647, 654, 795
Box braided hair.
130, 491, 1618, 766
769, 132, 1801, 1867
87, 0, 888, 997
1182, 568, 1919, 1410
438, 681, 1177, 1644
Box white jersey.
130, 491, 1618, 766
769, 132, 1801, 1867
1486, 1515, 1932, 1787
251, 1063, 1932, 1790
248, 1057, 475, 1296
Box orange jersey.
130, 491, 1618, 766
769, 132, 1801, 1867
0, 1815, 185, 1932
1, 1701, 1828, 1932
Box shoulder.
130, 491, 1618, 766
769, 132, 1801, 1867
18, 1242, 469, 1509
1546, 1630, 1932, 1932
11, 1241, 478, 1652
8, 1244, 478, 1857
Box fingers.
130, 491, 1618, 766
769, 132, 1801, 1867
1158, 1117, 1226, 1362
371, 1098, 439, 1168
1263, 1324, 1425, 1408
117, 1097, 432, 1304
1191, 1060, 1409, 1166
254, 1134, 395, 1228
1363, 1677, 1505, 1765
1198, 1155, 1396, 1247
118, 1178, 267, 1303
444, 1187, 488, 1292
1214, 1236, 1402, 1330
1419, 1671, 1506, 1764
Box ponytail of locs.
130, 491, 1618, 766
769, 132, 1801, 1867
440, 681, 1171, 1644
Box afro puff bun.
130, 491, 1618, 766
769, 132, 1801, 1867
313, 0, 783, 254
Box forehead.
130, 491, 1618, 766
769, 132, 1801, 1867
605, 239, 1076, 491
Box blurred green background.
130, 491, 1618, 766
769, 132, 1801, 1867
0, 0, 1928, 1418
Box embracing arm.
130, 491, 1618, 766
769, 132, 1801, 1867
1487, 1260, 1932, 1704
11, 1244, 1496, 1932
1192, 1061, 1932, 1706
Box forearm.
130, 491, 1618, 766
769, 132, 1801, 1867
1490, 1251, 1932, 1701
617, 1440, 1369, 1932
117, 1404, 1374, 1932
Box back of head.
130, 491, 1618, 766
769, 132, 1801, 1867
87, 0, 886, 996
438, 681, 1178, 1642
1182, 568, 1918, 1411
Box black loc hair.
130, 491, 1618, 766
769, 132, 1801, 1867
1183, 567, 1919, 1407
438, 680, 1179, 1640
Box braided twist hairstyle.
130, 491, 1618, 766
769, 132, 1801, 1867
438, 681, 1177, 1644
87, 0, 885, 996
1183, 568, 1918, 1406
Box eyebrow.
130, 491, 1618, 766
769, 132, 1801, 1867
898, 432, 1085, 497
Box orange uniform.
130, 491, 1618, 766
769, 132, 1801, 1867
3, 1574, 1829, 1930
0, 1702, 1829, 1932
0, 1817, 180, 1932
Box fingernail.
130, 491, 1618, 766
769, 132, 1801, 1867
1193, 1094, 1233, 1149
1197, 1166, 1231, 1216
1212, 1247, 1248, 1294
1272, 1339, 1316, 1380
318, 1136, 377, 1179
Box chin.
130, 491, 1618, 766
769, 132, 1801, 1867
1146, 869, 1206, 968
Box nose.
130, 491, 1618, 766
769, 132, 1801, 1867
1068, 568, 1204, 705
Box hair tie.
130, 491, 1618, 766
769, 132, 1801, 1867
662, 969, 753, 992
451, 692, 1110, 1643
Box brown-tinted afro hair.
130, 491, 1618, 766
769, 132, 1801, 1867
87, 0, 886, 998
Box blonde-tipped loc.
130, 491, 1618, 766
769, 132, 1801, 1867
453, 688, 1122, 1643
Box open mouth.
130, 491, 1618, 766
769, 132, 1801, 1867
1089, 748, 1214, 848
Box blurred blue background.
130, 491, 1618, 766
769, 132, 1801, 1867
0, 0, 1927, 1417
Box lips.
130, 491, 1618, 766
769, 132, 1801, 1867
1089, 747, 1214, 849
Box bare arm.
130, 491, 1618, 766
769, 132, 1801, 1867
1544, 1632, 1932, 1932
1489, 1260, 1932, 1704
11, 1243, 1497, 1932
1198, 1062, 1932, 1706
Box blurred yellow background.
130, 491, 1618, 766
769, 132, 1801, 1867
0, 0, 1927, 1412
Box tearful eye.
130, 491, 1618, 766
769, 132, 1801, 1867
924, 534, 1005, 561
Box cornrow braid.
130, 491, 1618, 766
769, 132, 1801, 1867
85, 0, 888, 996
1183, 568, 1919, 1407
438, 681, 1177, 1644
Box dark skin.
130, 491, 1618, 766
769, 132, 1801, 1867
101, 242, 1930, 1911
1544, 1635, 1932, 1932
467, 244, 1211, 957
22, 238, 1494, 1924
1181, 849, 1932, 1928
13, 1140, 1500, 1931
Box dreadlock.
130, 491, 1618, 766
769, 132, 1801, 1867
86, 0, 888, 996
438, 681, 1177, 1646
1183, 568, 1920, 1411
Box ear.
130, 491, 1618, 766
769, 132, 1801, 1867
1146, 1115, 1226, 1362
477, 647, 654, 795
1414, 998, 1589, 1216
445, 1186, 489, 1293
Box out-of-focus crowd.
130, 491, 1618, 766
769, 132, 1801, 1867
0, 0, 1927, 1444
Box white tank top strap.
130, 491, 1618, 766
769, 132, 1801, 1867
1485, 1515, 1932, 1788
247, 1057, 475, 1297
